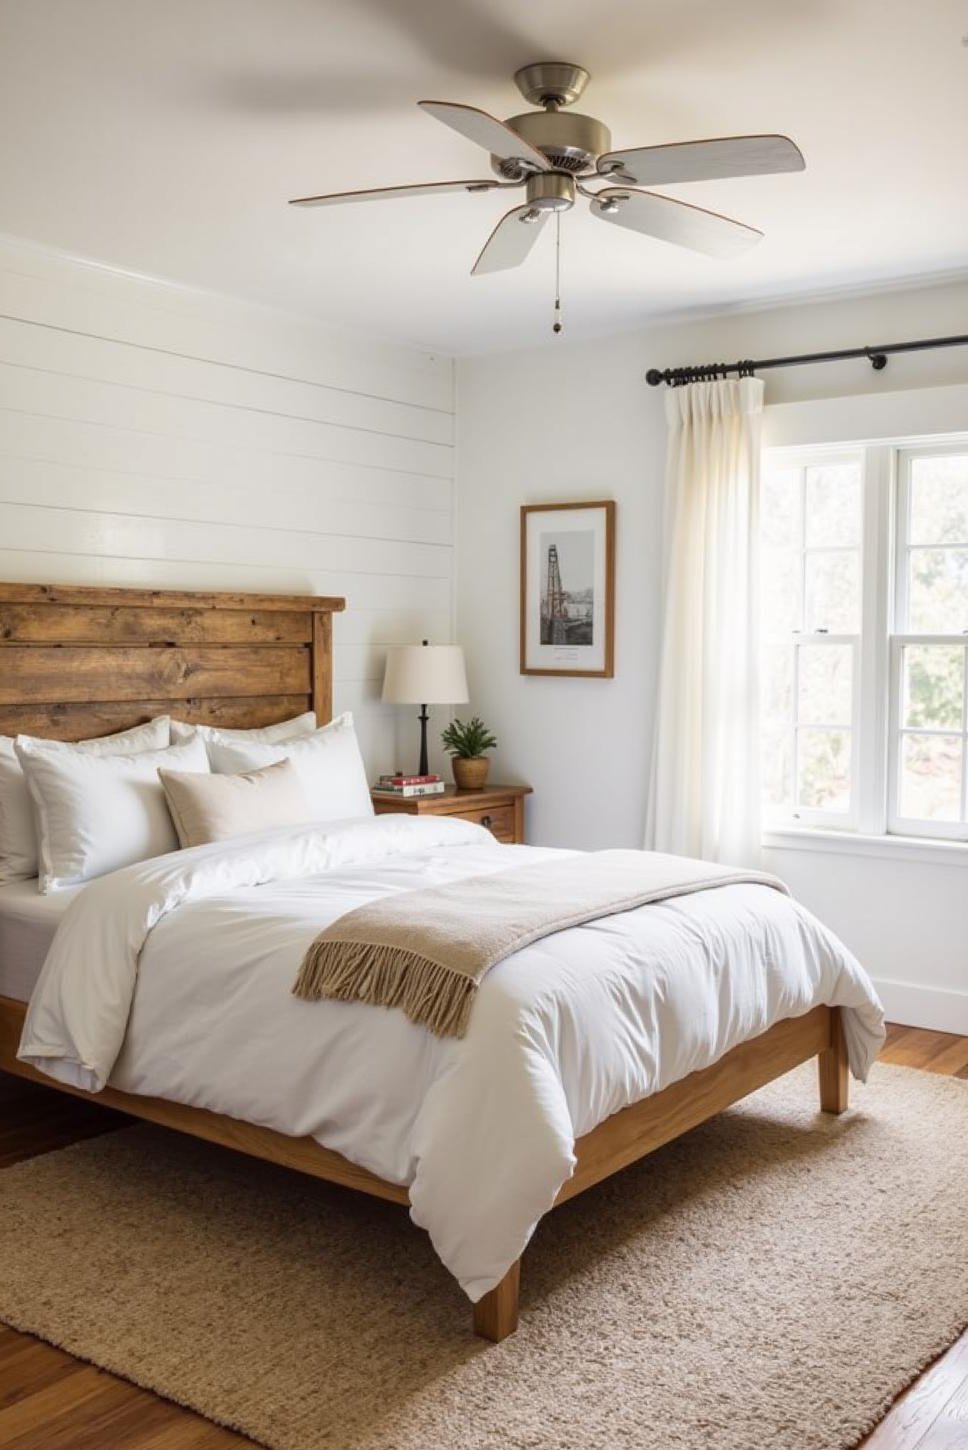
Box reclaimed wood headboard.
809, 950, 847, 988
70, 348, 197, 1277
0, 583, 345, 741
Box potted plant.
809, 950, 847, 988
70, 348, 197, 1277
441, 716, 497, 791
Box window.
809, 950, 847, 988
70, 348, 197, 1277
761, 436, 968, 843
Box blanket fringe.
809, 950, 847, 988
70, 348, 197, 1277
292, 940, 477, 1039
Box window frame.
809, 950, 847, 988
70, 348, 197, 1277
886, 443, 968, 842
761, 432, 968, 846
760, 445, 866, 831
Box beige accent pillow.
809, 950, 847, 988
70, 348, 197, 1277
158, 758, 308, 849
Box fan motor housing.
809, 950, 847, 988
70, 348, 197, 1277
524, 173, 575, 212
492, 110, 611, 178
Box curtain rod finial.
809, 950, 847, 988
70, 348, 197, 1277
645, 368, 665, 387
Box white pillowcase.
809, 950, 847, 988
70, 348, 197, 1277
208, 713, 373, 824
170, 711, 317, 754
15, 733, 209, 892
0, 717, 171, 887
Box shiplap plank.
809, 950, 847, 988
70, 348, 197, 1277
0, 365, 452, 477
0, 457, 451, 546
331, 608, 452, 647
0, 503, 450, 578
0, 317, 453, 445
0, 412, 451, 512
0, 550, 453, 615
0, 244, 452, 412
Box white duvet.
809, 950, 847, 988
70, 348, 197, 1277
19, 815, 885, 1300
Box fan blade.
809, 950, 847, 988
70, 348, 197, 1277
419, 100, 550, 173
590, 187, 762, 257
471, 203, 549, 275
597, 134, 805, 186
289, 178, 504, 207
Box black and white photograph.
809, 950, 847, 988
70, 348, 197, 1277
539, 528, 595, 647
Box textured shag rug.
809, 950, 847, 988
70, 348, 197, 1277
0, 1061, 965, 1450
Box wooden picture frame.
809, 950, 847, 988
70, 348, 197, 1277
520, 500, 615, 677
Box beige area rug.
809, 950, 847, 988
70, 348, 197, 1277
0, 1063, 966, 1450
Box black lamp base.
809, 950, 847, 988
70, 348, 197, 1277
417, 704, 429, 777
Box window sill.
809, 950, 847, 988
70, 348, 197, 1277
762, 826, 968, 868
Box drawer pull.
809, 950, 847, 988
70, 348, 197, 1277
481, 814, 492, 828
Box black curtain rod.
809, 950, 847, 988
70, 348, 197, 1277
645, 332, 968, 387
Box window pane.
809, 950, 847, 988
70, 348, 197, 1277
797, 729, 850, 812
761, 727, 792, 811
798, 644, 852, 725
902, 644, 965, 729
805, 463, 861, 547
899, 733, 963, 821
910, 455, 968, 545
907, 548, 968, 633
762, 550, 800, 640
762, 643, 793, 726
805, 550, 860, 632
762, 468, 801, 547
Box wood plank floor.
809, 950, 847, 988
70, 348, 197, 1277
0, 1024, 965, 1448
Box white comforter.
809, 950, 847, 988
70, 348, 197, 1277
19, 815, 885, 1300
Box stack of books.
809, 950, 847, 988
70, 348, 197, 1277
372, 772, 446, 799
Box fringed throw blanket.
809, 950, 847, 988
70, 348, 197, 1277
292, 850, 788, 1038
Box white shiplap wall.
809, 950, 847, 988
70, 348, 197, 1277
0, 237, 455, 772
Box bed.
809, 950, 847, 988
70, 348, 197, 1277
0, 581, 884, 1343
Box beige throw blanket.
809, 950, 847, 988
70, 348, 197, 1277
292, 850, 788, 1038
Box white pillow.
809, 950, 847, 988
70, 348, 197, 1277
208, 713, 373, 824
15, 733, 209, 892
170, 711, 317, 751
0, 717, 171, 887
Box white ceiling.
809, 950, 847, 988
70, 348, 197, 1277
1, 0, 967, 355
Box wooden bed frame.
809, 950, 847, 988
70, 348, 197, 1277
0, 582, 850, 1344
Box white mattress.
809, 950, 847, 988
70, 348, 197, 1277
0, 879, 79, 1001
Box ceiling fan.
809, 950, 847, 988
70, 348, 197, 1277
290, 61, 804, 290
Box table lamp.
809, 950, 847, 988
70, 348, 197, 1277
382, 641, 469, 777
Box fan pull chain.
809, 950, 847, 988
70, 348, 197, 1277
553, 212, 562, 335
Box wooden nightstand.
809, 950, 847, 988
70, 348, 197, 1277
371, 784, 532, 844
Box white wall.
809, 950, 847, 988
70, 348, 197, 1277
456, 275, 968, 1031
0, 237, 455, 772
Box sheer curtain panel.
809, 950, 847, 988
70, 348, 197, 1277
645, 377, 764, 865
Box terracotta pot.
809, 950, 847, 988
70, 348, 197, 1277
453, 756, 490, 791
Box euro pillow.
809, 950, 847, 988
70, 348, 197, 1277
0, 717, 171, 887
170, 711, 317, 753
15, 733, 209, 892
208, 713, 373, 823
159, 758, 309, 849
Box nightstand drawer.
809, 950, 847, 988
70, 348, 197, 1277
371, 784, 530, 843
457, 804, 514, 839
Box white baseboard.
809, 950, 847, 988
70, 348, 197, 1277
871, 976, 968, 1035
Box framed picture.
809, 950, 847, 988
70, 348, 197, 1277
520, 500, 615, 677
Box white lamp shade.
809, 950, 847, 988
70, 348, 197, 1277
382, 644, 469, 705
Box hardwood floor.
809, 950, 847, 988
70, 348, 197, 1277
0, 1024, 965, 1448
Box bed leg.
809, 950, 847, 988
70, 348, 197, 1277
473, 1259, 520, 1342
818, 1006, 849, 1115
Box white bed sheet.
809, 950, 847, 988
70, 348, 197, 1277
0, 879, 80, 1001
18, 817, 885, 1301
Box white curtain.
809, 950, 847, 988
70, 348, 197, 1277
645, 377, 764, 866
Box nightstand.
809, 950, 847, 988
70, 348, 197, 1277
371, 784, 532, 844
